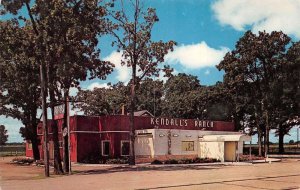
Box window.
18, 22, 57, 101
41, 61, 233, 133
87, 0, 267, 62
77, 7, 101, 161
182, 141, 194, 151
102, 141, 110, 156
121, 141, 130, 156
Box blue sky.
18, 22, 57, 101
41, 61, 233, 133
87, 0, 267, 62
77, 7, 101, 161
1, 0, 300, 142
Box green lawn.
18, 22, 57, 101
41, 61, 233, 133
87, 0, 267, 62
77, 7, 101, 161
0, 144, 26, 157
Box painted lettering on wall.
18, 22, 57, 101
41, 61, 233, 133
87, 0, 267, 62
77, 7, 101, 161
194, 120, 214, 128
151, 118, 188, 127
150, 117, 214, 128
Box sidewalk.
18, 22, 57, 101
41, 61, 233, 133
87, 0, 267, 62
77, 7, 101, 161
73, 158, 282, 169
251, 157, 281, 163
268, 154, 300, 158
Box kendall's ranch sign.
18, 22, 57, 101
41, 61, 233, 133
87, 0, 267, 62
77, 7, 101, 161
150, 117, 214, 129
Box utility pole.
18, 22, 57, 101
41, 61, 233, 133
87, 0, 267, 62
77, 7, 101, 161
67, 98, 71, 175
297, 127, 299, 149
40, 63, 49, 177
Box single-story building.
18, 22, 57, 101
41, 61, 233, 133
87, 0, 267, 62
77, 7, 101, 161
26, 111, 251, 162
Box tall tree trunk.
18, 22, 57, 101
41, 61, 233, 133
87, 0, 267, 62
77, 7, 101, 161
257, 127, 262, 156
264, 109, 270, 158
30, 110, 40, 160
31, 129, 40, 160
129, 64, 136, 165
63, 90, 69, 173
31, 112, 40, 161
40, 62, 49, 177
51, 120, 63, 174
278, 125, 284, 154
48, 71, 64, 174
255, 108, 262, 157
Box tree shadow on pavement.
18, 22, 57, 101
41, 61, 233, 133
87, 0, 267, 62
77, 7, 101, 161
73, 165, 222, 176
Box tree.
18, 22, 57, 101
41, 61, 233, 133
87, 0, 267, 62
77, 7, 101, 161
135, 78, 163, 116
217, 31, 291, 156
0, 21, 41, 160
204, 82, 235, 122
0, 125, 8, 145
273, 41, 300, 153
162, 73, 202, 119
108, 0, 176, 165
74, 79, 163, 116
1, 0, 114, 174
73, 82, 129, 116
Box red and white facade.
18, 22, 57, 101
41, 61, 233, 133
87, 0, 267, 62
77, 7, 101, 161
26, 114, 250, 162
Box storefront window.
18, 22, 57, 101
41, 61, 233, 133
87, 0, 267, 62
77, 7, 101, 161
102, 141, 110, 156
182, 141, 194, 151
121, 141, 130, 156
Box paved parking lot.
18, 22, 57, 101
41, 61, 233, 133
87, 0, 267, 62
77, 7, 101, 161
1, 157, 300, 190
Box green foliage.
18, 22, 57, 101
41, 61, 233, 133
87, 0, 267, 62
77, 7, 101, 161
150, 157, 221, 165
81, 152, 103, 164
217, 30, 299, 155
1, 0, 115, 170
289, 140, 295, 144
217, 31, 292, 129
73, 82, 129, 116
135, 78, 163, 116
162, 73, 202, 119
0, 125, 8, 145
164, 159, 178, 164
151, 159, 163, 165
107, 1, 176, 80
106, 157, 128, 164
73, 79, 164, 116
107, 0, 176, 165
0, 21, 41, 133
238, 155, 264, 162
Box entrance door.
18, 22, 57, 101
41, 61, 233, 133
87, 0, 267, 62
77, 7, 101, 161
224, 141, 236, 161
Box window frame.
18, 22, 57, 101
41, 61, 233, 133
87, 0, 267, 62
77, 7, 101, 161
102, 140, 110, 156
120, 140, 130, 156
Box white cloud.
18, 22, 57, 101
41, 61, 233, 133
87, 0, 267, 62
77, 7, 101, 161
156, 68, 179, 83
165, 42, 229, 69
0, 115, 23, 142
212, 0, 300, 38
103, 51, 131, 83
87, 82, 109, 90
70, 108, 84, 116
204, 69, 210, 75
69, 87, 78, 97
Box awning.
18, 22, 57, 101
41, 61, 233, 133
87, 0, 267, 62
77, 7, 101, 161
199, 134, 251, 142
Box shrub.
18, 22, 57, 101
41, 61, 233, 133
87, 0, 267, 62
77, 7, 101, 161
211, 158, 221, 162
164, 159, 178, 164
178, 158, 193, 164
192, 157, 220, 163
106, 157, 128, 164
151, 159, 163, 165
12, 157, 34, 165
238, 154, 264, 161
81, 153, 102, 164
